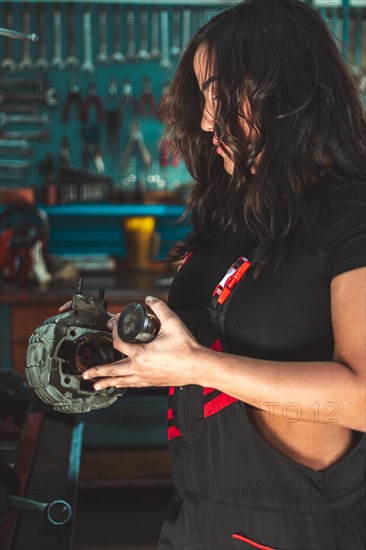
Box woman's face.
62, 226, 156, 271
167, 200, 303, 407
193, 44, 257, 176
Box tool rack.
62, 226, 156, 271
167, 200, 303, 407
0, 0, 365, 260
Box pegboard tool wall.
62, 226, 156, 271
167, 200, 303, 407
1, 1, 365, 199
1, 2, 221, 197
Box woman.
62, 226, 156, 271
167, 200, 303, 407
70, 1, 366, 548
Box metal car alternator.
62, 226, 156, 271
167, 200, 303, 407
26, 280, 125, 414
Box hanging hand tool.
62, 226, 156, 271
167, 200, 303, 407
170, 7, 181, 59
1, 89, 59, 107
83, 84, 104, 124
81, 7, 95, 74
120, 81, 140, 124
35, 4, 48, 69
1, 4, 17, 72
62, 84, 84, 123
120, 118, 152, 172
182, 8, 192, 52
137, 7, 150, 61
0, 161, 31, 180
18, 7, 34, 71
111, 4, 125, 64
65, 4, 79, 69
0, 139, 32, 156
0, 27, 38, 42
105, 79, 121, 156
1, 130, 50, 141
126, 6, 137, 62
96, 6, 109, 64
160, 9, 172, 69
159, 137, 180, 168
94, 143, 105, 174
1, 104, 39, 114
0, 113, 52, 126
139, 76, 156, 117
60, 136, 71, 164
51, 5, 65, 70
150, 7, 160, 59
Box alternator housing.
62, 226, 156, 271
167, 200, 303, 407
26, 285, 125, 413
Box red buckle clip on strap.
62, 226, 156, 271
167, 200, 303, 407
213, 257, 251, 305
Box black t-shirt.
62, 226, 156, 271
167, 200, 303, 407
168, 180, 366, 363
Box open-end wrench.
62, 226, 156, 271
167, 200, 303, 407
150, 7, 160, 59
182, 8, 192, 52
0, 139, 32, 154
1, 5, 17, 72
51, 6, 65, 70
1, 91, 57, 107
7, 494, 72, 526
0, 161, 31, 177
65, 4, 79, 69
35, 4, 48, 69
81, 8, 95, 74
1, 104, 39, 114
0, 138, 30, 148
0, 113, 52, 126
96, 6, 109, 64
1, 130, 50, 141
19, 8, 34, 71
160, 10, 171, 69
137, 7, 150, 61
111, 4, 125, 64
170, 7, 181, 59
126, 6, 137, 62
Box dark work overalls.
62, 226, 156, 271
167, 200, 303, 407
158, 257, 366, 550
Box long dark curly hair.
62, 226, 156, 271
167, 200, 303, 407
158, 0, 366, 279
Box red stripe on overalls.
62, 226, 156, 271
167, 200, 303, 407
168, 426, 182, 440
232, 533, 276, 550
203, 338, 238, 415
204, 393, 238, 417
167, 387, 181, 440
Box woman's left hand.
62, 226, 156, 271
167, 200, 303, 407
82, 296, 202, 390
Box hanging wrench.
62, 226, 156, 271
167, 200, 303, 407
182, 8, 192, 52
0, 138, 31, 150
35, 4, 48, 69
65, 4, 79, 69
1, 130, 50, 141
81, 8, 95, 74
0, 140, 33, 158
150, 8, 160, 59
1, 104, 39, 114
51, 6, 65, 70
111, 4, 125, 64
0, 113, 52, 126
19, 7, 34, 71
0, 161, 31, 177
137, 7, 150, 61
1, 4, 17, 72
126, 6, 137, 62
160, 10, 171, 69
170, 8, 181, 59
6, 493, 72, 526
96, 6, 109, 64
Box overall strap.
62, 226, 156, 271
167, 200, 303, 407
212, 256, 251, 306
